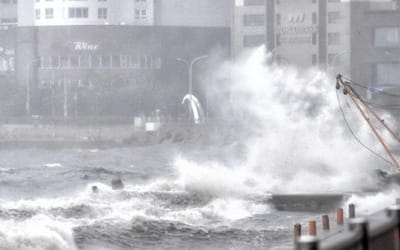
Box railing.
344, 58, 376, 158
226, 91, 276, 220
295, 200, 400, 250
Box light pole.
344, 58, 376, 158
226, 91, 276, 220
176, 55, 208, 96
26, 58, 41, 117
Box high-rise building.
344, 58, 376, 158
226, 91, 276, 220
232, 0, 400, 89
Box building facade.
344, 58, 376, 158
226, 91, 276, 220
233, 0, 400, 89
0, 0, 232, 117
233, 0, 352, 73
15, 25, 230, 117
18, 0, 154, 26
350, 1, 400, 103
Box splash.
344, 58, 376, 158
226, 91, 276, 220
182, 94, 205, 124
174, 46, 395, 195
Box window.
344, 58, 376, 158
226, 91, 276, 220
328, 53, 340, 66
70, 56, 79, 68
374, 27, 400, 48
80, 55, 90, 68
328, 11, 340, 24
244, 0, 265, 5
101, 55, 111, 67
376, 63, 400, 85
45, 8, 54, 19
312, 32, 317, 45
98, 8, 107, 19
276, 14, 281, 26
243, 14, 265, 26
35, 9, 41, 20
51, 56, 59, 68
112, 55, 120, 68
135, 8, 147, 19
92, 55, 101, 68
121, 55, 129, 68
69, 8, 89, 18
244, 35, 265, 47
312, 12, 317, 25
312, 54, 317, 66
60, 56, 69, 68
328, 32, 340, 45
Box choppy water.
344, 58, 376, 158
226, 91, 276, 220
0, 144, 397, 250
0, 144, 312, 250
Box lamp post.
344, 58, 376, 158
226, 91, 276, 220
26, 58, 41, 117
176, 55, 208, 96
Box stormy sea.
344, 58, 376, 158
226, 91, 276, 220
0, 48, 398, 250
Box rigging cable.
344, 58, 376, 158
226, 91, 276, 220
335, 87, 395, 167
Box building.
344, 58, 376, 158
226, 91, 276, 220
233, 0, 352, 73
3, 0, 232, 118
350, 1, 400, 104
232, 0, 267, 61
17, 0, 231, 28
233, 0, 400, 89
17, 0, 154, 26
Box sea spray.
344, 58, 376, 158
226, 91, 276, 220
174, 46, 395, 196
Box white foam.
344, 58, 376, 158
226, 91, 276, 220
346, 187, 400, 215
43, 163, 63, 168
0, 215, 77, 250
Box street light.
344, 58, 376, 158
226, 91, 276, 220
176, 55, 208, 96
26, 58, 41, 117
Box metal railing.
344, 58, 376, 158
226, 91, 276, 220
295, 203, 400, 250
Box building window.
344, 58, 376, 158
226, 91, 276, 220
60, 56, 69, 68
35, 9, 41, 20
312, 32, 317, 45
243, 14, 265, 26
135, 9, 147, 20
98, 8, 107, 19
244, 34, 265, 47
80, 55, 90, 68
276, 34, 281, 46
328, 32, 340, 45
312, 12, 317, 25
328, 53, 340, 66
276, 14, 281, 26
112, 55, 121, 68
70, 56, 79, 68
51, 56, 59, 68
102, 55, 111, 68
244, 0, 265, 5
92, 55, 101, 68
376, 63, 400, 85
374, 27, 400, 48
328, 11, 340, 24
45, 8, 54, 19
312, 54, 317, 66
69, 8, 89, 18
